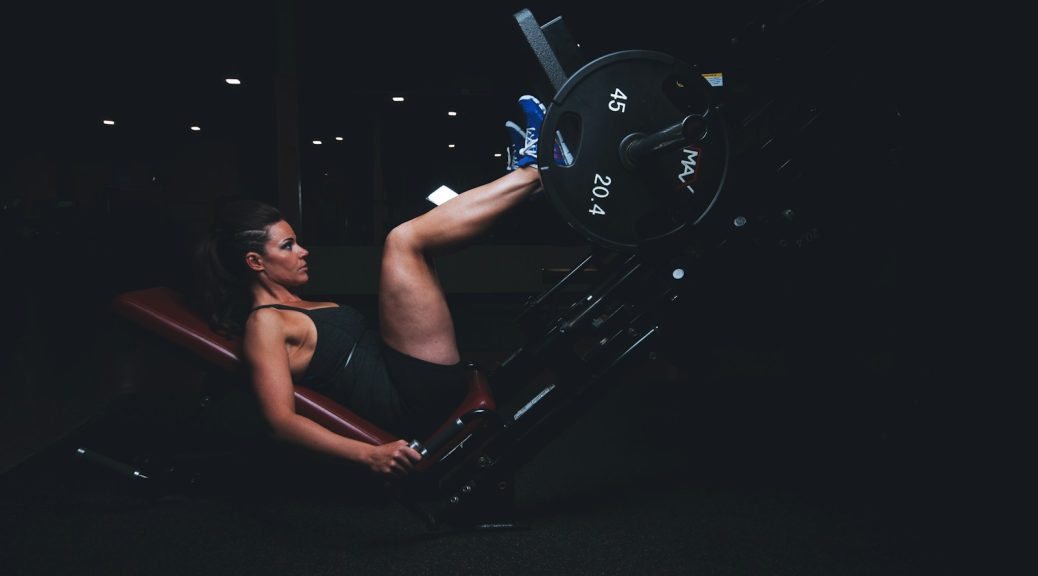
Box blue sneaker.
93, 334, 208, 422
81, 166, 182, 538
517, 95, 544, 163
517, 94, 573, 167
504, 120, 531, 171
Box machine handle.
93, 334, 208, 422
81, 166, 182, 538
408, 409, 496, 459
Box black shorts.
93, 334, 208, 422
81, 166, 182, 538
380, 342, 466, 440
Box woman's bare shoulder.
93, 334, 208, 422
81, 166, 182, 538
243, 307, 286, 343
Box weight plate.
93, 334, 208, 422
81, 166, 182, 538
539, 50, 729, 252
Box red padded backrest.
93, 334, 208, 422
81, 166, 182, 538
111, 287, 394, 445
112, 286, 241, 372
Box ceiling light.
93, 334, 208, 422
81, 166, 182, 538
448, 144, 455, 148
335, 136, 343, 141
493, 153, 502, 157
190, 126, 201, 131
392, 96, 405, 102
427, 185, 458, 206
102, 119, 115, 126
448, 111, 457, 117
313, 140, 322, 145
225, 78, 241, 85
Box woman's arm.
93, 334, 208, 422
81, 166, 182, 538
242, 309, 421, 476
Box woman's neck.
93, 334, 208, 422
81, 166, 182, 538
250, 281, 304, 307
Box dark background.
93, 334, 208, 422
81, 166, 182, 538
1, 1, 985, 574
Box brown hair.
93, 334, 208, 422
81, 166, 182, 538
195, 197, 284, 336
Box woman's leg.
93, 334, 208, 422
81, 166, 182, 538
379, 166, 541, 364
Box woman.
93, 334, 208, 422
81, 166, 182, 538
197, 95, 559, 478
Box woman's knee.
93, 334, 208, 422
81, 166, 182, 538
385, 221, 423, 257
382, 222, 433, 284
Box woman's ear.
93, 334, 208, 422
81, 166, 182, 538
244, 251, 264, 272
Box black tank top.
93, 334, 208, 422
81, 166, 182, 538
249, 303, 404, 434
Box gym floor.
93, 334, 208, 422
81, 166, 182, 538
0, 379, 946, 576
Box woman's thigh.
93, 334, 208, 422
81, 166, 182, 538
378, 221, 460, 365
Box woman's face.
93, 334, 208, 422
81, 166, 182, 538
247, 220, 310, 286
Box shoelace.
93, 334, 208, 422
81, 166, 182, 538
521, 127, 538, 155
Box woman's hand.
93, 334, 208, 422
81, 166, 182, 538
366, 440, 422, 477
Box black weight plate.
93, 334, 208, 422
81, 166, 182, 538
539, 50, 728, 252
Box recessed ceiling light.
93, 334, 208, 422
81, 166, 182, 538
448, 111, 457, 117
448, 144, 455, 148
225, 78, 241, 85
392, 96, 405, 102
190, 126, 201, 131
102, 119, 115, 126
493, 153, 502, 157
335, 136, 343, 141
427, 185, 458, 206
313, 140, 322, 145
